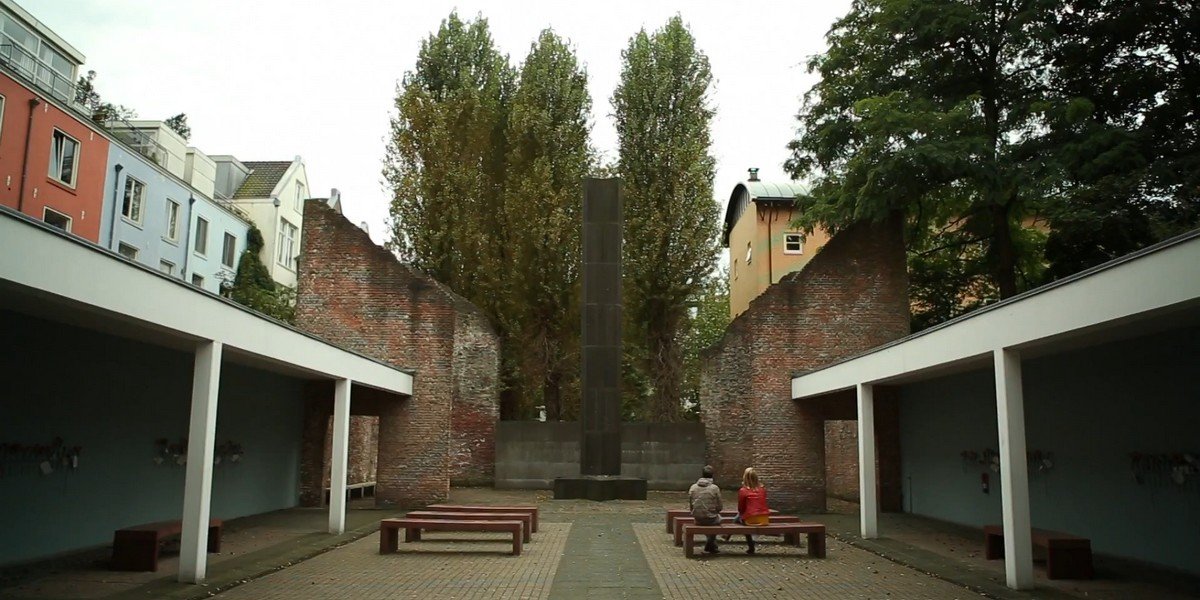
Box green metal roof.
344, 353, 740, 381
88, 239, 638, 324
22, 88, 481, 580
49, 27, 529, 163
721, 179, 811, 246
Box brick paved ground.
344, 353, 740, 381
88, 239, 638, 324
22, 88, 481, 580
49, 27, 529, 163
213, 524, 571, 600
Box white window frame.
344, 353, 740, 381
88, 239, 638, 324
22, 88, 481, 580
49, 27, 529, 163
294, 181, 306, 212
164, 199, 180, 243
42, 206, 71, 232
159, 259, 175, 276
121, 176, 146, 225
117, 242, 138, 260
221, 232, 236, 268
194, 217, 209, 256
49, 128, 79, 188
783, 232, 804, 255
277, 218, 298, 270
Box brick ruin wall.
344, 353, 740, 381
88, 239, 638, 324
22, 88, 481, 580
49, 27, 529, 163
701, 216, 910, 512
294, 201, 499, 507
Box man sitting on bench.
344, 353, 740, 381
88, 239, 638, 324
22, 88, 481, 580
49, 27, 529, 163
687, 465, 723, 554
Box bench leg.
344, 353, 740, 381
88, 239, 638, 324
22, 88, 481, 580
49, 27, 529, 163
112, 532, 159, 572
667, 513, 674, 534
985, 532, 1004, 560
674, 525, 684, 547
404, 527, 421, 543
380, 526, 399, 554
512, 531, 522, 556
523, 521, 531, 543
1047, 546, 1093, 580
531, 512, 538, 533
807, 532, 826, 558
207, 525, 221, 553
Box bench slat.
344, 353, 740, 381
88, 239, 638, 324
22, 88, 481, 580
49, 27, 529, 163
426, 505, 539, 532
681, 523, 826, 559
406, 512, 532, 542
379, 518, 524, 556
982, 524, 1093, 579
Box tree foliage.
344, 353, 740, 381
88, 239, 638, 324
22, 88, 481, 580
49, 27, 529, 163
230, 225, 295, 323
680, 271, 730, 420
74, 70, 137, 123
502, 30, 593, 421
165, 113, 191, 141
788, 0, 1199, 329
613, 16, 720, 421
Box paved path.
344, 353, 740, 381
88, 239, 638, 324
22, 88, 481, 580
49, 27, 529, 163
547, 513, 661, 599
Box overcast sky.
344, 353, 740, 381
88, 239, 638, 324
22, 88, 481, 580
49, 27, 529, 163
25, 0, 851, 245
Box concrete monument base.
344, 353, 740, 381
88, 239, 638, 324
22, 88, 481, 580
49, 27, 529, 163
553, 475, 648, 501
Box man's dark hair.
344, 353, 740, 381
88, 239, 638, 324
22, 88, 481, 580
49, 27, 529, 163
702, 465, 714, 479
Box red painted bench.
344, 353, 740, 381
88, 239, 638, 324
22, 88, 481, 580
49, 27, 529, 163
111, 518, 222, 572
379, 518, 524, 556
984, 525, 1093, 579
405, 511, 532, 542
665, 508, 778, 533
673, 515, 803, 546
682, 522, 826, 559
426, 504, 539, 533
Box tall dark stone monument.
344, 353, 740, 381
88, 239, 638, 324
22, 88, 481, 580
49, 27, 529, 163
553, 178, 647, 500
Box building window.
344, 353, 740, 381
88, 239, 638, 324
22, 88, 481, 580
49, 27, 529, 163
117, 242, 138, 260
121, 177, 145, 225
295, 181, 306, 212
164, 199, 180, 242
159, 260, 174, 275
784, 233, 804, 255
42, 207, 71, 232
746, 241, 752, 264
191, 273, 204, 287
49, 129, 79, 187
277, 218, 298, 269
0, 94, 6, 141
194, 217, 209, 255
221, 232, 236, 268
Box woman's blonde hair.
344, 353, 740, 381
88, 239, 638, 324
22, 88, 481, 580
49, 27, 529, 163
742, 467, 761, 489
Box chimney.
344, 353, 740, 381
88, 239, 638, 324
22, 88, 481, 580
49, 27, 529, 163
748, 167, 760, 182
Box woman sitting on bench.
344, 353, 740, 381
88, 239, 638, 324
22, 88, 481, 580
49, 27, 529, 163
728, 467, 770, 554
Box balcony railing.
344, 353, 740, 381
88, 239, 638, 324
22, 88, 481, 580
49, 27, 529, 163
0, 36, 79, 108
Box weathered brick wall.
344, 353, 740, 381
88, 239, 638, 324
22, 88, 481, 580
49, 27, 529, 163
825, 420, 859, 501
450, 303, 499, 485
294, 201, 499, 507
701, 216, 910, 512
317, 416, 378, 488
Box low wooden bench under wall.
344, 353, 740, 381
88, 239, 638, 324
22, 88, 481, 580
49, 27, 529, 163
426, 504, 539, 532
405, 511, 532, 542
681, 522, 826, 559
673, 515, 803, 546
983, 525, 1093, 579
379, 518, 524, 556
111, 518, 222, 572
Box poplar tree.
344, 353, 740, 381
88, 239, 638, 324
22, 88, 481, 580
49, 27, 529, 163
384, 12, 514, 305
612, 16, 720, 422
502, 30, 593, 420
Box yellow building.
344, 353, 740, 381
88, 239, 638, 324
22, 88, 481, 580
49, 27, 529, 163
722, 170, 831, 318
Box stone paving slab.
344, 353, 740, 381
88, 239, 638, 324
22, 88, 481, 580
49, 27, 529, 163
634, 522, 987, 600
211, 523, 571, 600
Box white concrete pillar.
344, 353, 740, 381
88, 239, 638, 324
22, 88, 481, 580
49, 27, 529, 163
179, 341, 222, 584
857, 383, 879, 539
994, 348, 1034, 590
328, 378, 352, 534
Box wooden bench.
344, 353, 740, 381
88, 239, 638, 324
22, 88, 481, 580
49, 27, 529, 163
983, 525, 1093, 579
665, 508, 779, 534
682, 522, 826, 559
111, 518, 222, 572
673, 515, 803, 546
426, 504, 539, 533
379, 518, 524, 556
405, 511, 532, 543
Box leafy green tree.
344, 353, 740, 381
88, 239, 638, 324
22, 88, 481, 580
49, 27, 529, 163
384, 12, 520, 415
164, 113, 191, 141
230, 225, 294, 323
502, 30, 593, 421
787, 0, 1063, 300
613, 16, 720, 422
74, 70, 137, 124
680, 271, 730, 420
